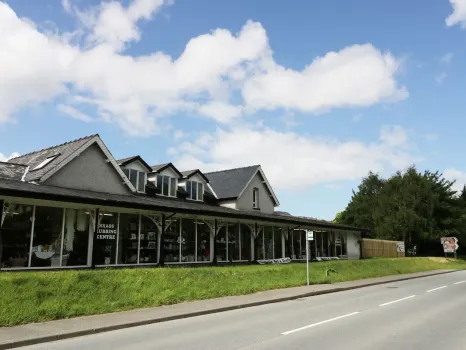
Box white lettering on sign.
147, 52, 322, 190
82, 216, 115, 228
257, 257, 291, 265
97, 223, 117, 240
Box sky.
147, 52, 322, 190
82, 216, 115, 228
1, 0, 466, 220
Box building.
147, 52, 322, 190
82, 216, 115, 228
0, 134, 364, 270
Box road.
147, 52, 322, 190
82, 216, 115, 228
20, 270, 466, 350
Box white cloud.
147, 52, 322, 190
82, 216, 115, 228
242, 44, 408, 113
173, 130, 187, 140
0, 1, 408, 136
0, 152, 20, 162
57, 104, 93, 122
436, 72, 447, 84
172, 125, 418, 190
440, 52, 454, 64
446, 0, 466, 27
443, 168, 466, 192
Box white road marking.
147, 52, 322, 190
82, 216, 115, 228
426, 286, 447, 293
454, 281, 466, 285
379, 295, 416, 307
281, 312, 360, 335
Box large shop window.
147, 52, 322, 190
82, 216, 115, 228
196, 221, 210, 262
164, 218, 180, 262
156, 175, 177, 197
94, 212, 118, 265
181, 218, 196, 262
216, 225, 227, 262
239, 224, 252, 261
228, 223, 240, 261
139, 216, 158, 264
123, 168, 146, 193
290, 229, 306, 260
118, 213, 140, 264
63, 209, 91, 266
1, 204, 33, 268
31, 206, 65, 268
215, 223, 251, 262
263, 226, 274, 260
186, 181, 204, 201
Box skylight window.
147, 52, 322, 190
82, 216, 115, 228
33, 155, 58, 171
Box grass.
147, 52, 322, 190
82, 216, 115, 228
1, 257, 465, 327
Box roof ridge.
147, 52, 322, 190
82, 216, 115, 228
8, 134, 99, 161
204, 164, 260, 175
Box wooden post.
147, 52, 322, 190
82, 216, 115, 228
159, 214, 166, 267
212, 219, 218, 265
91, 208, 100, 268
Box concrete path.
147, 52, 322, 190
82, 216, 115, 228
0, 270, 458, 349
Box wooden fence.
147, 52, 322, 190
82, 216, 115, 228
361, 238, 405, 258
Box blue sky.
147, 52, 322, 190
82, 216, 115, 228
1, 0, 466, 220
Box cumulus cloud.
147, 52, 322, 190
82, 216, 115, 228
0, 152, 20, 162
443, 168, 466, 192
446, 0, 466, 27
57, 104, 93, 122
0, 0, 408, 136
172, 125, 418, 190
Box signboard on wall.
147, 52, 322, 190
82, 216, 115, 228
396, 242, 405, 253
97, 223, 117, 240
441, 237, 459, 253
257, 257, 291, 265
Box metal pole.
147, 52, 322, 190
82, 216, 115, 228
306, 230, 309, 286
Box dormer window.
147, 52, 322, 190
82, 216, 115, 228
123, 168, 147, 193
253, 187, 259, 209
156, 175, 177, 197
186, 181, 204, 201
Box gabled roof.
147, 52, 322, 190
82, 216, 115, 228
117, 156, 152, 171
205, 165, 280, 206
7, 134, 137, 192
180, 169, 209, 183
149, 162, 183, 178
0, 161, 27, 181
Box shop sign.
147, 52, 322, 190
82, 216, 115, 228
441, 237, 459, 253
306, 230, 314, 241
97, 223, 117, 240
257, 257, 291, 265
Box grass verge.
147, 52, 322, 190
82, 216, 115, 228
1, 257, 465, 327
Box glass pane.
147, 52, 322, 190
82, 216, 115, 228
129, 169, 138, 189
138, 172, 145, 192
274, 228, 283, 259
255, 229, 264, 260
197, 221, 210, 262
263, 226, 274, 259
163, 176, 169, 196
156, 175, 163, 190
122, 168, 130, 178
240, 224, 251, 261
216, 226, 227, 262
63, 209, 90, 266
118, 213, 139, 264
341, 233, 347, 256
198, 183, 204, 201
1, 203, 33, 268
164, 218, 179, 262
180, 218, 196, 262
229, 223, 240, 261
30, 206, 64, 267
140, 216, 158, 264
322, 232, 329, 257
192, 181, 197, 200
94, 212, 118, 265
186, 181, 192, 199
170, 178, 176, 197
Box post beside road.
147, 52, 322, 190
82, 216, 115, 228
306, 230, 314, 286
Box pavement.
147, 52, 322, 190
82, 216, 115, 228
0, 269, 461, 349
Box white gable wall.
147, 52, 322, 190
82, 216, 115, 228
122, 160, 148, 172
236, 172, 275, 214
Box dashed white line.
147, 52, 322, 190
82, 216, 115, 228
281, 312, 360, 335
454, 281, 466, 285
379, 295, 416, 307
426, 285, 447, 293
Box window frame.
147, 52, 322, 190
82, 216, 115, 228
123, 168, 147, 193
156, 175, 177, 197
252, 187, 259, 209
186, 180, 204, 201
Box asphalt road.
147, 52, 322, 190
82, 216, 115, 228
20, 270, 466, 350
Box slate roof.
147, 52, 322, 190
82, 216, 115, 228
204, 165, 260, 200
180, 169, 209, 182
8, 134, 98, 182
117, 156, 152, 171
149, 163, 183, 177
0, 178, 365, 232
0, 162, 27, 181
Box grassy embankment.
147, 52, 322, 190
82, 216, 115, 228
1, 257, 465, 327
